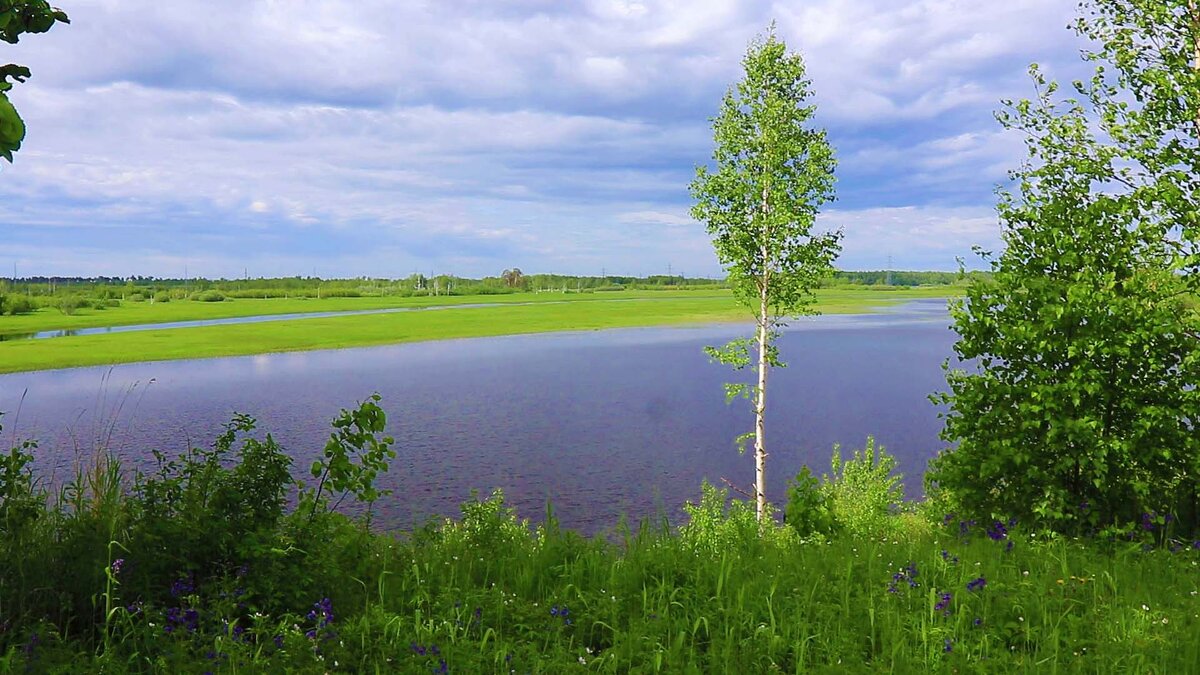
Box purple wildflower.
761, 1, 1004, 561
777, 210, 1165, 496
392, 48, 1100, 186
170, 575, 195, 598
889, 562, 920, 593
934, 591, 953, 615
987, 520, 1008, 541
943, 638, 953, 653
110, 559, 125, 577
966, 577, 987, 592
307, 598, 334, 627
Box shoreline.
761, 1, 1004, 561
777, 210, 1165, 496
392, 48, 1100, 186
0, 288, 954, 375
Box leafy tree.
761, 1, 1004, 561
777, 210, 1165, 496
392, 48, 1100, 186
929, 0, 1200, 536
690, 28, 841, 521
501, 268, 525, 289
1, 0, 69, 162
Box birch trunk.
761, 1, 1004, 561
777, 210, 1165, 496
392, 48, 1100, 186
754, 180, 771, 522
754, 274, 769, 521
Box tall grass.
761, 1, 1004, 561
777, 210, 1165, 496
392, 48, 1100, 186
1, 414, 1198, 672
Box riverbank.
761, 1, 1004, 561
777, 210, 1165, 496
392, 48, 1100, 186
0, 287, 954, 374
4, 471, 1197, 672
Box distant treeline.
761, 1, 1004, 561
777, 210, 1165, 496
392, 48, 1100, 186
0, 269, 976, 314
829, 270, 985, 287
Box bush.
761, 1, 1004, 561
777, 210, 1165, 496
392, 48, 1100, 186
56, 296, 86, 315
678, 482, 794, 555
153, 291, 170, 303
189, 290, 225, 302
786, 438, 903, 540
127, 293, 145, 302
6, 297, 34, 315
784, 466, 837, 538
821, 437, 903, 539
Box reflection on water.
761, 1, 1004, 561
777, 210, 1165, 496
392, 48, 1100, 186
0, 299, 956, 534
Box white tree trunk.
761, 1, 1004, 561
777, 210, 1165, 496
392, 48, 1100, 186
754, 282, 769, 521
754, 179, 772, 523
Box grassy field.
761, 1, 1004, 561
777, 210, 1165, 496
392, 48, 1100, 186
6, 473, 1199, 673
0, 290, 734, 336
0, 287, 953, 374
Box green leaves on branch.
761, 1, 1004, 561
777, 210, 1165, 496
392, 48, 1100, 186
0, 0, 69, 42
303, 394, 396, 522
0, 91, 22, 161
929, 0, 1200, 537
690, 28, 841, 319
0, 0, 69, 162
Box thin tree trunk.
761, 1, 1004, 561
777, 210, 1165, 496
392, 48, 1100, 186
755, 176, 771, 522
755, 277, 769, 521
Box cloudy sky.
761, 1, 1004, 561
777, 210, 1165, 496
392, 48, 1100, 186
2, 0, 1092, 279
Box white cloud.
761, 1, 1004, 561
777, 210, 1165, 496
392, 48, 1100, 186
827, 205, 1000, 269
2, 0, 1088, 277
617, 209, 694, 227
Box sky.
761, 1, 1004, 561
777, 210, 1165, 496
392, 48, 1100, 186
1, 0, 1093, 279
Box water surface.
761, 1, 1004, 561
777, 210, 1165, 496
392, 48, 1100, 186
0, 299, 956, 534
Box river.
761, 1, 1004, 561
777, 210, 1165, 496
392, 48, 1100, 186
0, 298, 957, 534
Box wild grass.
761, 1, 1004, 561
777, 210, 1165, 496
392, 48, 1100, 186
1, 409, 1198, 673
0, 287, 955, 374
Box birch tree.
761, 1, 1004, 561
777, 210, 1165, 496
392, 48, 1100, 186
690, 28, 841, 521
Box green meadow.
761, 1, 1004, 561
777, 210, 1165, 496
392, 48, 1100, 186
0, 287, 953, 374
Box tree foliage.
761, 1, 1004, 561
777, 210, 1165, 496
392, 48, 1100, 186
500, 268, 526, 289
0, 0, 68, 162
929, 0, 1200, 537
690, 27, 841, 520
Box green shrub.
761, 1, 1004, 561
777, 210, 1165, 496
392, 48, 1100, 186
6, 297, 34, 315
127, 292, 145, 302
153, 291, 170, 303
189, 290, 226, 302
56, 296, 86, 315
678, 481, 794, 555
438, 489, 534, 552
823, 437, 903, 539
784, 466, 837, 538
